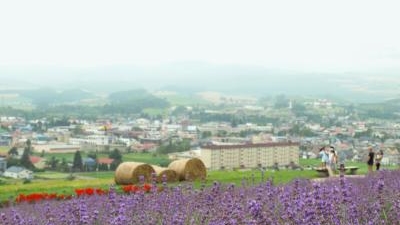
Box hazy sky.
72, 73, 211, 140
1, 0, 400, 73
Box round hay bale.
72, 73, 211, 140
152, 165, 178, 183
115, 162, 155, 185
168, 158, 207, 181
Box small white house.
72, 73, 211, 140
3, 166, 33, 179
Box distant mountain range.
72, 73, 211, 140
18, 88, 95, 106
1, 63, 399, 103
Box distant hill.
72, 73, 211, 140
1, 63, 400, 103
104, 89, 169, 114
108, 89, 154, 103
19, 88, 95, 106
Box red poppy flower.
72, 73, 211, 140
75, 189, 85, 197
85, 188, 94, 196
16, 194, 26, 203
95, 188, 106, 195
143, 183, 152, 192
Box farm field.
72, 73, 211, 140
1, 157, 398, 202
34, 152, 171, 167
0, 168, 317, 202
2, 170, 400, 224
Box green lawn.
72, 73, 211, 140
34, 152, 171, 167
0, 168, 318, 202
299, 158, 398, 175
122, 153, 171, 166
0, 146, 9, 154
196, 169, 317, 187
0, 177, 114, 202
1, 158, 397, 202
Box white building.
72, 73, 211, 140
3, 166, 33, 179
69, 135, 110, 146
32, 143, 81, 153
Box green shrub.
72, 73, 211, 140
23, 179, 32, 184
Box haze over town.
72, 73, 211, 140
1, 0, 400, 102
2, 2, 400, 223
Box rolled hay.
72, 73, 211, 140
152, 165, 178, 183
115, 162, 155, 185
168, 158, 207, 181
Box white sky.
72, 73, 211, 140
1, 0, 400, 72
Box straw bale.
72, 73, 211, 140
115, 162, 155, 185
152, 165, 178, 183
168, 158, 206, 181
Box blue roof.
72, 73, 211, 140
5, 166, 28, 173
83, 158, 96, 166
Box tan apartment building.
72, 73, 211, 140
200, 142, 299, 170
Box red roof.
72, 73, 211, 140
203, 142, 299, 150
30, 156, 43, 164
97, 158, 114, 165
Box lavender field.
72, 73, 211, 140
1, 170, 400, 225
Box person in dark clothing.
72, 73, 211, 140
375, 150, 383, 171
367, 147, 374, 173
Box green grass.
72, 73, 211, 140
2, 158, 396, 202
34, 171, 72, 179
299, 158, 398, 175
0, 146, 9, 154
122, 153, 171, 166
35, 152, 171, 166
75, 171, 115, 179
0, 177, 114, 202
196, 169, 317, 187
163, 94, 210, 106
0, 167, 319, 202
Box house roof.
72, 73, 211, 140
29, 156, 43, 164
83, 157, 96, 166
202, 142, 299, 150
97, 158, 114, 165
5, 166, 30, 173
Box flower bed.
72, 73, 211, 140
1, 170, 400, 224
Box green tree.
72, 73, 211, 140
47, 156, 59, 170
201, 131, 212, 139
274, 94, 289, 109
72, 150, 83, 172
72, 125, 85, 136
87, 151, 97, 160
20, 146, 34, 170
109, 148, 122, 162
58, 158, 69, 172
6, 157, 19, 168
109, 148, 122, 170
8, 146, 18, 156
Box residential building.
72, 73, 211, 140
32, 143, 81, 153
381, 148, 400, 165
3, 166, 33, 179
69, 135, 110, 146
200, 142, 299, 170
168, 150, 201, 160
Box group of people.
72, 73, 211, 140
319, 145, 384, 173
367, 147, 384, 172
319, 146, 338, 170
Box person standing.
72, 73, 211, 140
329, 147, 338, 171
319, 147, 329, 168
375, 150, 383, 171
367, 147, 374, 173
